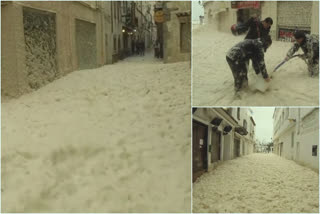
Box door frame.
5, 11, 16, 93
192, 120, 208, 182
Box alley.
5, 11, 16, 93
1, 54, 191, 213
193, 153, 319, 213
192, 28, 319, 106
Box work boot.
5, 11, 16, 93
242, 79, 249, 88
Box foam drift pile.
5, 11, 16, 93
193, 153, 319, 213
1, 54, 191, 212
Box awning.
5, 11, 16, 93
235, 126, 248, 135
176, 11, 191, 17
223, 125, 232, 135
211, 117, 222, 126
231, 1, 260, 9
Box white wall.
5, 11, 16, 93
296, 109, 319, 170
274, 108, 319, 170
260, 1, 277, 40
311, 1, 319, 35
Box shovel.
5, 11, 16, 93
273, 54, 305, 73
270, 54, 305, 79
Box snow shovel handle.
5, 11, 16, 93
273, 60, 286, 72
273, 54, 304, 72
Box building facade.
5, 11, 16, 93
202, 1, 319, 41
192, 108, 256, 182
229, 107, 256, 157
134, 1, 154, 50
1, 1, 152, 98
154, 1, 191, 63
273, 108, 319, 170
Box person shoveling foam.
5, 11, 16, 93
226, 35, 272, 95
285, 31, 319, 77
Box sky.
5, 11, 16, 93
192, 1, 204, 22
251, 107, 275, 144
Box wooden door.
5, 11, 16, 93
192, 120, 208, 182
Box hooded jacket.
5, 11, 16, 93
287, 34, 319, 62
227, 39, 269, 79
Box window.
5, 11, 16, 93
243, 120, 247, 130
312, 145, 317, 156
291, 132, 294, 148
237, 108, 240, 120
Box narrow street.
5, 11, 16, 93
1, 53, 191, 213
193, 153, 319, 213
192, 27, 319, 106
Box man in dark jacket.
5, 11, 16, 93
285, 31, 319, 77
244, 17, 273, 40
232, 17, 273, 41
226, 37, 272, 92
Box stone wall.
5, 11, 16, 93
163, 1, 191, 63
23, 7, 58, 89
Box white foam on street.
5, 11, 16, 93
192, 26, 319, 106
193, 153, 319, 213
1, 53, 191, 213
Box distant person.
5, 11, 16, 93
285, 31, 319, 77
136, 41, 140, 56
226, 36, 272, 93
140, 41, 145, 56
154, 40, 160, 58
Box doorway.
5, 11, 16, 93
211, 128, 221, 163
280, 142, 283, 156
193, 120, 208, 182
234, 138, 240, 157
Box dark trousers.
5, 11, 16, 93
226, 56, 248, 91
